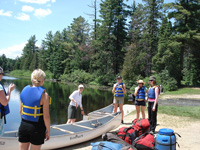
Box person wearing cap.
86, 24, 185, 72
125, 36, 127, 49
0, 67, 15, 136
112, 76, 126, 124
147, 76, 159, 133
134, 80, 148, 120
67, 84, 85, 124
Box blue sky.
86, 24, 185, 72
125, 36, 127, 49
0, 0, 174, 59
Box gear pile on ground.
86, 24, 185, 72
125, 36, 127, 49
91, 119, 156, 150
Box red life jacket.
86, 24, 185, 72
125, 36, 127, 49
132, 133, 155, 150
116, 127, 136, 145
132, 119, 150, 137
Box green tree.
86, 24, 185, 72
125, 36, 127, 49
152, 17, 180, 81
92, 0, 128, 76
122, 3, 147, 81
142, 0, 164, 75
20, 35, 39, 70
165, 0, 200, 85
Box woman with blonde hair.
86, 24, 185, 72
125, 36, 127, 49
18, 69, 50, 150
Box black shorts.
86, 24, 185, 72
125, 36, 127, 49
135, 100, 146, 106
68, 105, 77, 119
18, 119, 46, 145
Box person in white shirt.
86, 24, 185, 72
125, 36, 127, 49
67, 84, 85, 124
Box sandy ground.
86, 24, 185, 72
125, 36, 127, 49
59, 111, 200, 150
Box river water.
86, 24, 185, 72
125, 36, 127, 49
1, 76, 130, 132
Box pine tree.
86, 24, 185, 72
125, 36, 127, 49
122, 3, 147, 81
142, 0, 164, 75
94, 0, 128, 75
153, 17, 180, 81
20, 35, 38, 70
165, 0, 200, 85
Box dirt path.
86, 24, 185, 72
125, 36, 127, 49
160, 94, 200, 100
156, 114, 200, 150
59, 112, 200, 150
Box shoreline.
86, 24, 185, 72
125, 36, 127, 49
5, 74, 115, 91
58, 110, 200, 150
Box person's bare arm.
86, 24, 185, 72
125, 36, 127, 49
134, 87, 139, 97
0, 84, 15, 106
80, 107, 85, 115
112, 84, 117, 94
20, 101, 22, 115
43, 92, 50, 141
145, 89, 148, 102
153, 87, 159, 111
122, 84, 126, 94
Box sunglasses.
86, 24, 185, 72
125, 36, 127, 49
149, 80, 153, 81
0, 73, 3, 75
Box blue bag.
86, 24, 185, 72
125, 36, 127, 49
91, 141, 123, 150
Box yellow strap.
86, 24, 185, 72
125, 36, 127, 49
22, 103, 41, 109
22, 103, 43, 118
49, 96, 52, 105
22, 111, 43, 117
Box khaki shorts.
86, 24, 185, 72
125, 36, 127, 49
113, 97, 124, 104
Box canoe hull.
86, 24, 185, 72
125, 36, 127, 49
0, 113, 121, 150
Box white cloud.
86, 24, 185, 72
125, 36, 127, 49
0, 43, 27, 59
19, 0, 50, 4
22, 5, 34, 12
0, 9, 12, 17
15, 13, 30, 21
34, 8, 51, 18
52, 0, 56, 3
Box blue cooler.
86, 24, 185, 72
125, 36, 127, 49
156, 128, 176, 150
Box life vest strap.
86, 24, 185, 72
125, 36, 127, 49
49, 96, 52, 105
22, 103, 43, 118
21, 111, 43, 118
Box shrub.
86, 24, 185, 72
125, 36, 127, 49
45, 71, 54, 79
153, 70, 178, 91
9, 70, 31, 77
60, 69, 94, 84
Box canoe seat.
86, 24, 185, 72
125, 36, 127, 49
51, 126, 74, 134
72, 124, 93, 130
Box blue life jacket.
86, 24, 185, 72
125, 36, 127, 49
91, 141, 123, 150
20, 85, 45, 122
0, 83, 10, 124
114, 82, 124, 97
136, 86, 146, 100
148, 86, 158, 99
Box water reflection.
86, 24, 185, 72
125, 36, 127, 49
1, 76, 130, 131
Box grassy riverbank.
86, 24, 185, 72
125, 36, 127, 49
158, 105, 200, 120
9, 70, 54, 79
163, 87, 200, 95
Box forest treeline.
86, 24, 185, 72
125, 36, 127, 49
1, 0, 200, 91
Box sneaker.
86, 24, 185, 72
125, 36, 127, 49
121, 120, 124, 124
